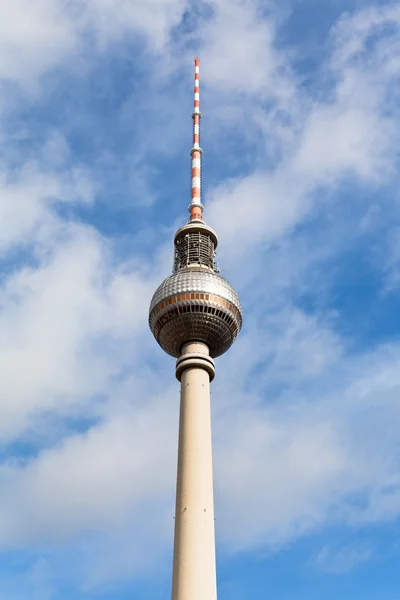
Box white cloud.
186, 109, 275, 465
0, 0, 77, 83
0, 400, 176, 546
81, 0, 188, 50
0, 213, 157, 441
0, 158, 94, 253
331, 3, 400, 69
215, 409, 348, 552
292, 102, 394, 183
314, 541, 375, 573
206, 4, 400, 257
207, 168, 309, 253
200, 0, 290, 96
384, 226, 400, 290
0, 0, 189, 88
211, 336, 400, 553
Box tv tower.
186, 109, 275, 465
149, 58, 242, 600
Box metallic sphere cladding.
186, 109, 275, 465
149, 267, 242, 358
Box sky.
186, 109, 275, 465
0, 0, 400, 598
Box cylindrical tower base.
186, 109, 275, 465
172, 342, 217, 600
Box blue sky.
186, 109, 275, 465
1, 0, 400, 598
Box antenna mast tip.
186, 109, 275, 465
190, 57, 202, 221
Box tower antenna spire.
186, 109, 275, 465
189, 57, 203, 222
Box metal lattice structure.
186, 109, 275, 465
173, 221, 219, 272
173, 231, 215, 271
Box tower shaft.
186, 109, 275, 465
172, 342, 217, 600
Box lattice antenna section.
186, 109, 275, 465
174, 231, 216, 271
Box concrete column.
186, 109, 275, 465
172, 341, 217, 600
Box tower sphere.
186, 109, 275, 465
149, 222, 242, 358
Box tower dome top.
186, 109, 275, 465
174, 221, 218, 248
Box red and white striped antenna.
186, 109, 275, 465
189, 57, 203, 221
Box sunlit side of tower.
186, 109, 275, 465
149, 58, 242, 600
